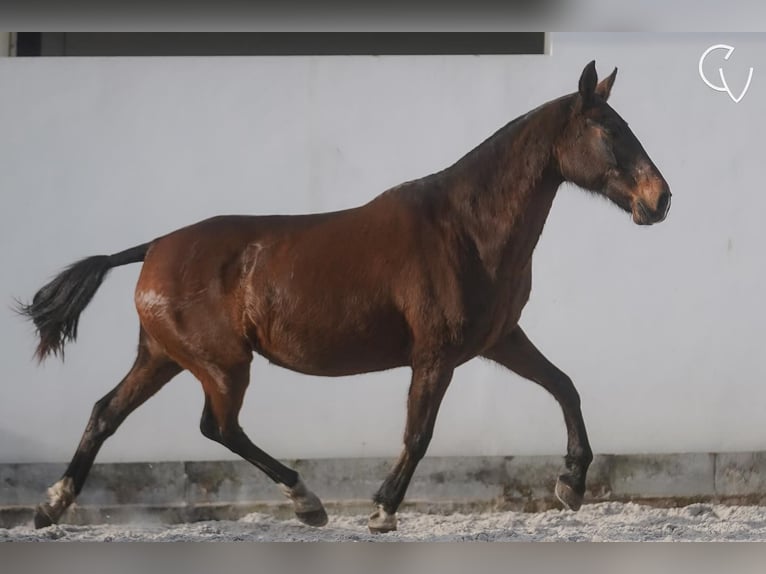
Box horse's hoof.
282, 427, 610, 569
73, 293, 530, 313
296, 506, 329, 527
280, 477, 328, 527
368, 506, 397, 534
555, 474, 584, 511
33, 504, 55, 529
34, 477, 74, 529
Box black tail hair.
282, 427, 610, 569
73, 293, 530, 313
16, 243, 150, 362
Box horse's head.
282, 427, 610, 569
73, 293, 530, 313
556, 61, 671, 225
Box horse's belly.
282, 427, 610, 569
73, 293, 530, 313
249, 303, 411, 377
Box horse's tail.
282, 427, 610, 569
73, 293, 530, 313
17, 242, 151, 362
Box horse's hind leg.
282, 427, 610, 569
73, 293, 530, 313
192, 360, 328, 527
370, 359, 454, 533
34, 330, 182, 528
482, 325, 593, 511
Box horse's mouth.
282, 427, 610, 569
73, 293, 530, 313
632, 200, 653, 226
632, 196, 671, 226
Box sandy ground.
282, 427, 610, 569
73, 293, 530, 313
3, 502, 766, 541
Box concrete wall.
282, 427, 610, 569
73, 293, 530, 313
2, 34, 766, 463
5, 451, 766, 527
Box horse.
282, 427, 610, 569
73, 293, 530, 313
18, 61, 670, 534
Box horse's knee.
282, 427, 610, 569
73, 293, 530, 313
552, 371, 580, 404
566, 382, 581, 409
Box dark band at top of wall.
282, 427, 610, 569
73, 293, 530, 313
15, 32, 547, 57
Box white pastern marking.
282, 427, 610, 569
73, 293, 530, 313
47, 477, 75, 508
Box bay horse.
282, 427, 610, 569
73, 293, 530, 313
18, 61, 670, 533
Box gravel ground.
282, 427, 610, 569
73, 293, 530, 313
4, 502, 766, 541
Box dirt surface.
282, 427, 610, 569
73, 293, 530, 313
3, 502, 766, 541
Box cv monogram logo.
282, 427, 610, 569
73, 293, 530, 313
699, 44, 754, 103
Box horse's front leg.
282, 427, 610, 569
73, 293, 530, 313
369, 359, 454, 533
482, 325, 593, 511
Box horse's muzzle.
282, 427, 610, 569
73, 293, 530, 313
633, 188, 671, 225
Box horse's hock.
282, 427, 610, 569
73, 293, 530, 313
2, 452, 766, 528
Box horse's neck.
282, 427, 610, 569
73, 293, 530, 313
443, 103, 566, 278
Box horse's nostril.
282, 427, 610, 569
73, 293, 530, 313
657, 190, 671, 215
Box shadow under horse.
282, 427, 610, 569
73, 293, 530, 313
19, 61, 671, 533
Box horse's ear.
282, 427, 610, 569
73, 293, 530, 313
578, 60, 598, 105
595, 67, 618, 101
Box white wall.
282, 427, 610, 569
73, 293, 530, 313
2, 33, 766, 464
